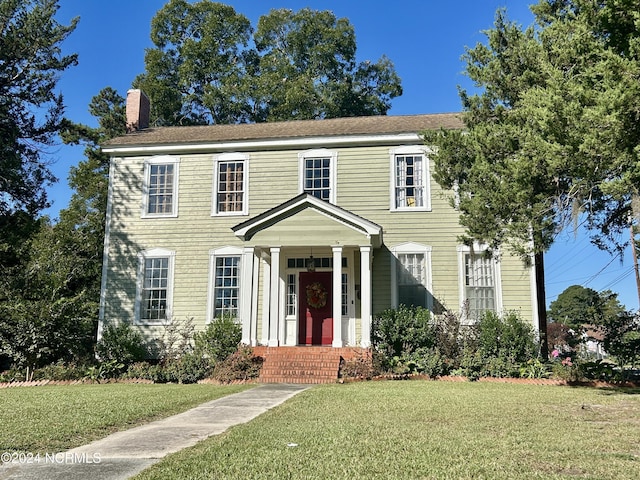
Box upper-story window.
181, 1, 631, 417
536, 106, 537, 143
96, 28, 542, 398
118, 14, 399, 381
390, 146, 431, 211
299, 149, 337, 203
457, 245, 502, 322
213, 153, 249, 216
142, 156, 180, 218
135, 248, 175, 324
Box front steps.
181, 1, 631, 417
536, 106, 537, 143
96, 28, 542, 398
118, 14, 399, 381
253, 346, 365, 384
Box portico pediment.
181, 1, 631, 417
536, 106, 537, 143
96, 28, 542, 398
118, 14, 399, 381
232, 193, 382, 248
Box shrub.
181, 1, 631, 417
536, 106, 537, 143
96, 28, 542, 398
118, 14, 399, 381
163, 353, 212, 384
84, 359, 125, 383
32, 361, 88, 381
194, 314, 242, 364
150, 317, 196, 362
96, 323, 149, 365
372, 305, 435, 370
123, 362, 166, 382
212, 346, 262, 383
476, 311, 537, 364
339, 353, 376, 380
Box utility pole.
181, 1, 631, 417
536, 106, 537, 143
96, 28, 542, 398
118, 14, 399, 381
631, 224, 640, 309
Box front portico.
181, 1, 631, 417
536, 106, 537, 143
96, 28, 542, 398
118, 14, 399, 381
232, 194, 382, 348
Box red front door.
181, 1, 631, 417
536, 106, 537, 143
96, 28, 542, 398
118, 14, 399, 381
298, 271, 333, 345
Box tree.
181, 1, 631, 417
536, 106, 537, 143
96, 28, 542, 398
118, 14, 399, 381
547, 284, 626, 353
599, 310, 640, 374
0, 88, 126, 372
423, 0, 640, 356
548, 285, 604, 331
253, 8, 402, 121
0, 0, 78, 217
133, 0, 254, 125
133, 1, 402, 125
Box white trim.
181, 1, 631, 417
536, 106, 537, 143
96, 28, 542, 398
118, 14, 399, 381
233, 194, 382, 246
456, 244, 503, 322
206, 246, 243, 324
135, 248, 176, 325
298, 148, 338, 204
212, 152, 249, 216
268, 247, 281, 347
332, 245, 344, 347
391, 242, 433, 310
97, 158, 117, 341
141, 155, 180, 218
389, 145, 432, 212
102, 133, 423, 155
360, 246, 372, 348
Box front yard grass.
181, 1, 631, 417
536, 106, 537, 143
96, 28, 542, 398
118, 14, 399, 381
134, 381, 640, 480
0, 383, 250, 453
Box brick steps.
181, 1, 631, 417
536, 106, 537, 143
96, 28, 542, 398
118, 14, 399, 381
253, 346, 365, 384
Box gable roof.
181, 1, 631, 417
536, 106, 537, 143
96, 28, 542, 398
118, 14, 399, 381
102, 113, 463, 154
232, 193, 383, 248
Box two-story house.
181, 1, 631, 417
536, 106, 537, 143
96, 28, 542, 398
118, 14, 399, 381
98, 90, 538, 377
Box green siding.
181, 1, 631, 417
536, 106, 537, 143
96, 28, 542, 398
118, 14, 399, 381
102, 143, 535, 339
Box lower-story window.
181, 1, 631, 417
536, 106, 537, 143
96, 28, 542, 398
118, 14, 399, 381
136, 248, 175, 324
458, 245, 501, 322
213, 256, 240, 318
391, 243, 432, 309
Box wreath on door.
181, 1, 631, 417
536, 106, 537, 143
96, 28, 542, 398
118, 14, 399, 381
306, 281, 328, 309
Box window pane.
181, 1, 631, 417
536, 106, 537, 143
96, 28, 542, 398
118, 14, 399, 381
217, 161, 245, 213
303, 157, 331, 201
395, 155, 424, 208
142, 257, 169, 320
214, 256, 240, 318
397, 253, 426, 307
147, 164, 174, 214
465, 253, 496, 319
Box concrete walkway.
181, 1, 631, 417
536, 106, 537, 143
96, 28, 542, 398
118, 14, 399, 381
0, 383, 309, 480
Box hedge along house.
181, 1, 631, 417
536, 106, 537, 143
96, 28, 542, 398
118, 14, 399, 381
98, 89, 538, 382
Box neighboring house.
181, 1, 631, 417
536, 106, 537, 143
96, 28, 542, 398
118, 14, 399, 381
98, 89, 538, 352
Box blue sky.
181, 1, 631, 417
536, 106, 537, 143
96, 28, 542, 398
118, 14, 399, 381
49, 0, 637, 310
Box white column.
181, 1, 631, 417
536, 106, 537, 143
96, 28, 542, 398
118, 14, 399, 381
240, 247, 255, 345
250, 251, 260, 346
332, 245, 343, 348
360, 246, 372, 348
268, 247, 281, 347
260, 254, 270, 346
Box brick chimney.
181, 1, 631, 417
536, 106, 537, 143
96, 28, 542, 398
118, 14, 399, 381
126, 89, 150, 132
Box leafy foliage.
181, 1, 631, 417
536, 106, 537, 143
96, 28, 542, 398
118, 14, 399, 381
424, 0, 640, 260
371, 305, 435, 367
0, 0, 78, 217
598, 310, 640, 374
133, 0, 402, 124
193, 315, 242, 364
212, 345, 263, 383
95, 323, 149, 365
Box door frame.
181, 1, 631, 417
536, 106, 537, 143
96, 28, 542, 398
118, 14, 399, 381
282, 249, 355, 346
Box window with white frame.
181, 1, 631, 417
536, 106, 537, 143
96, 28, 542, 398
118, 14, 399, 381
299, 149, 337, 203
391, 243, 432, 309
458, 246, 501, 321
207, 247, 242, 321
213, 153, 248, 215
390, 146, 431, 211
142, 156, 179, 217
136, 248, 175, 323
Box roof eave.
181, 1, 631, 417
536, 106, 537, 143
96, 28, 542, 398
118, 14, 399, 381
101, 133, 423, 155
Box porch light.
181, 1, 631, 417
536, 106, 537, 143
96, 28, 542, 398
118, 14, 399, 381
307, 249, 316, 272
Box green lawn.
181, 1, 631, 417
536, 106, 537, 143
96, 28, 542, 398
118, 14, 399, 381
0, 383, 250, 453
133, 381, 640, 480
